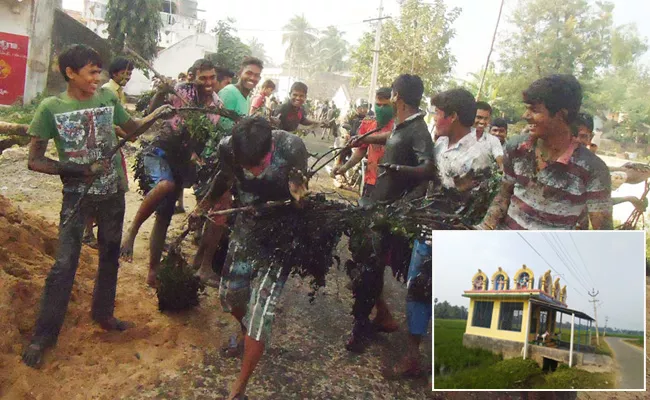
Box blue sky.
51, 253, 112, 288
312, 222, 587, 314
432, 231, 645, 332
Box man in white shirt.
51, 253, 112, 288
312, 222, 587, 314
474, 101, 504, 170
432, 91, 493, 193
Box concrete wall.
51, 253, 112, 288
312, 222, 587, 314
528, 345, 583, 367
0, 0, 33, 36
463, 333, 524, 359
466, 298, 530, 343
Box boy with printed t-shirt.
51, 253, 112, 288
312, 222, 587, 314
21, 44, 173, 369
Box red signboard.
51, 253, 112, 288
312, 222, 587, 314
0, 32, 29, 105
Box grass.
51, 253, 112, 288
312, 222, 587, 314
623, 338, 644, 348
433, 319, 502, 376
434, 319, 616, 390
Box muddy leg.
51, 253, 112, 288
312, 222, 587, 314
120, 180, 176, 262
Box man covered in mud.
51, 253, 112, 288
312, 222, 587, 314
344, 74, 435, 353
477, 74, 613, 230
22, 44, 173, 368
119, 58, 227, 287
194, 116, 309, 400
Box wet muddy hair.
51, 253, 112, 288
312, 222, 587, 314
191, 58, 216, 73
108, 57, 134, 79
232, 116, 273, 167
522, 74, 582, 124
59, 44, 103, 81
476, 101, 492, 115
431, 88, 477, 127
376, 87, 391, 100
576, 112, 594, 133
290, 81, 308, 94
391, 74, 424, 108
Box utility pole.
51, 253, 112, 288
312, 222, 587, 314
476, 0, 505, 100
364, 0, 390, 103
588, 289, 600, 346
603, 316, 608, 337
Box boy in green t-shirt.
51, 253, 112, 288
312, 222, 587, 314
217, 56, 263, 132
21, 44, 173, 369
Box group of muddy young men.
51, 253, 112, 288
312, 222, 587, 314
19, 42, 622, 399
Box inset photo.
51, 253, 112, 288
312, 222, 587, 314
432, 231, 646, 391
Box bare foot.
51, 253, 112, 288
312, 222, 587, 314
228, 380, 248, 400
96, 317, 135, 331
372, 318, 399, 333
120, 236, 135, 262
147, 269, 158, 288
195, 268, 220, 288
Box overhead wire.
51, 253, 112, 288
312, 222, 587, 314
568, 234, 597, 289
542, 233, 593, 294
551, 232, 595, 289
517, 233, 589, 300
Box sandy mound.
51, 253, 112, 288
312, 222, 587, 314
0, 195, 224, 399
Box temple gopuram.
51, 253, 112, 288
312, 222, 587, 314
462, 265, 610, 369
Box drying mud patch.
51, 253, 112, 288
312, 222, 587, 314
0, 194, 224, 400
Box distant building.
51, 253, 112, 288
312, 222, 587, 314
71, 0, 206, 49
462, 265, 607, 369
124, 33, 218, 95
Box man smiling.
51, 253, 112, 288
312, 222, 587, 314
218, 57, 264, 132
478, 75, 612, 230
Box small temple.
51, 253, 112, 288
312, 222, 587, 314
462, 265, 604, 369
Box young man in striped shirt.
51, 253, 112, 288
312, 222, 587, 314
477, 74, 613, 230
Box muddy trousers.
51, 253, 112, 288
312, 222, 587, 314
350, 231, 386, 322
32, 191, 126, 344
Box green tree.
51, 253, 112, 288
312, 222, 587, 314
350, 0, 460, 95
105, 0, 163, 61
247, 37, 270, 66
282, 15, 318, 72
210, 19, 252, 74
314, 26, 349, 72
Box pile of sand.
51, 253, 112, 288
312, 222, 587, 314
0, 195, 225, 399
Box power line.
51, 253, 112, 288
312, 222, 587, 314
540, 233, 592, 294
517, 233, 589, 300
568, 234, 597, 288
552, 232, 595, 289
548, 233, 593, 293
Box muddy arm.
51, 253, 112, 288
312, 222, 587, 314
0, 121, 30, 136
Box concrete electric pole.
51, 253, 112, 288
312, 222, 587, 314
364, 0, 390, 104
588, 289, 600, 346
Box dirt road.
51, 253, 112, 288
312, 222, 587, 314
604, 337, 644, 389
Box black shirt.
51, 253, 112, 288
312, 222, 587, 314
371, 114, 434, 203
273, 101, 309, 132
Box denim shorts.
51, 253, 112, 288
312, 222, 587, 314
406, 239, 432, 336
143, 148, 180, 218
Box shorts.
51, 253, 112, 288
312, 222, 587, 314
406, 239, 432, 336
143, 148, 181, 218
219, 217, 288, 343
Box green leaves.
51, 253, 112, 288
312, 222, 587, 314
105, 0, 163, 62
350, 0, 460, 95
209, 19, 252, 75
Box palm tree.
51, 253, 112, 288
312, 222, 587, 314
282, 15, 318, 75
315, 26, 349, 72
247, 37, 270, 65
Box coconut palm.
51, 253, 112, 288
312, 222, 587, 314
282, 15, 318, 69
315, 26, 349, 72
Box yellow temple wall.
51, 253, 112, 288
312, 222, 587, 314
466, 298, 531, 343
